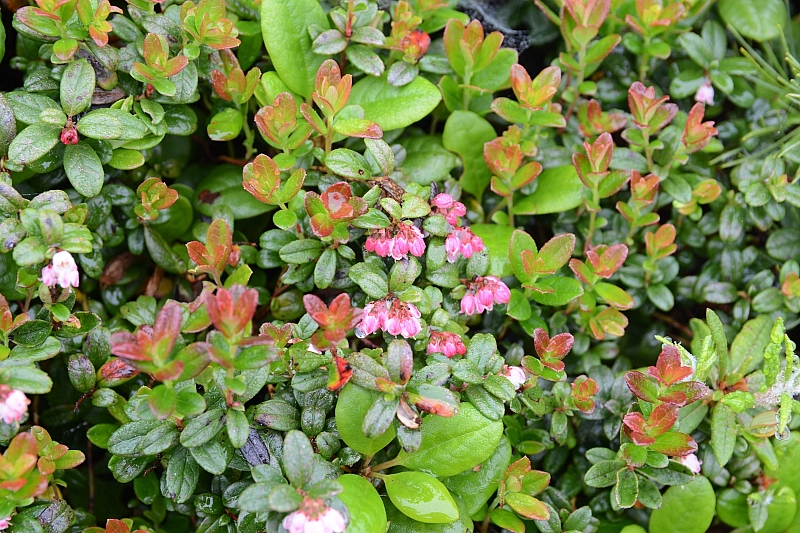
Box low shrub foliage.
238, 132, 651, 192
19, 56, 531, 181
0, 0, 799, 532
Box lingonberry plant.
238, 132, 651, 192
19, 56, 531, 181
1, 0, 800, 532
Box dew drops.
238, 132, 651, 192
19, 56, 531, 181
354, 327, 366, 339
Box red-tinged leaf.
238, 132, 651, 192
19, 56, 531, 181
505, 456, 531, 478
536, 234, 576, 273
623, 412, 647, 433
647, 403, 679, 436
625, 373, 661, 406
310, 213, 334, 237
97, 358, 140, 386
650, 344, 692, 385
0, 478, 27, 491
243, 154, 281, 204
328, 355, 353, 390
521, 470, 550, 496
588, 243, 628, 278
595, 282, 634, 310
510, 161, 542, 190
505, 492, 550, 520
303, 294, 329, 325
658, 390, 687, 406
109, 340, 149, 361
649, 431, 697, 457
106, 519, 131, 533
150, 360, 183, 381
6, 432, 38, 462
626, 428, 656, 447
174, 342, 212, 380
154, 301, 182, 343
569, 258, 595, 284
333, 118, 383, 139
491, 176, 512, 197
594, 306, 628, 337
672, 381, 709, 405
328, 293, 353, 322
407, 385, 459, 417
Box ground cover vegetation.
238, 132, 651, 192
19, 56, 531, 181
1, 0, 800, 531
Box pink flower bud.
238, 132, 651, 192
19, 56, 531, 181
677, 453, 702, 474
41, 251, 80, 289
445, 226, 485, 262
501, 365, 527, 390
0, 385, 30, 424
60, 126, 79, 145
366, 224, 426, 260
694, 80, 714, 106
0, 516, 10, 530
427, 331, 467, 358
282, 497, 346, 533
459, 276, 511, 315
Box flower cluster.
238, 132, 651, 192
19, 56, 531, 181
427, 331, 467, 357
431, 193, 466, 225
0, 386, 29, 425
40, 251, 79, 289
365, 223, 426, 260
358, 297, 422, 338
444, 226, 484, 263
460, 276, 511, 315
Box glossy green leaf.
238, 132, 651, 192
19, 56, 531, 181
60, 59, 95, 117
513, 165, 583, 215
649, 477, 715, 533
64, 141, 104, 197
338, 474, 387, 533
442, 111, 495, 199
349, 75, 441, 131
335, 384, 396, 455
718, 0, 786, 41
395, 403, 503, 477
383, 471, 459, 524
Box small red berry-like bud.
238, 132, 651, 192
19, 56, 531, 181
400, 30, 431, 61
60, 126, 79, 145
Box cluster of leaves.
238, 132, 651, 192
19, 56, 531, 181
0, 0, 800, 532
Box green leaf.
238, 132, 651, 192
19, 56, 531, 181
282, 430, 314, 488
144, 226, 186, 274
442, 436, 511, 516
710, 403, 736, 466
395, 403, 503, 477
730, 314, 773, 375
338, 474, 387, 533
648, 477, 716, 533
471, 224, 513, 278
0, 94, 17, 158
584, 460, 625, 488
513, 165, 583, 215
326, 149, 372, 179
60, 59, 95, 117
718, 0, 787, 41
180, 409, 225, 448
108, 420, 178, 457
349, 75, 442, 131
614, 468, 639, 508
442, 111, 496, 199
529, 276, 584, 306
490, 508, 525, 533
162, 446, 199, 504
314, 248, 337, 289
148, 384, 176, 419
647, 283, 674, 311
64, 141, 104, 197
261, 0, 329, 99
8, 123, 61, 165
207, 108, 243, 141
383, 471, 459, 524
348, 262, 389, 299
1, 364, 53, 394
335, 384, 396, 455
226, 408, 250, 449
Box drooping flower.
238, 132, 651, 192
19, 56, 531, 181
694, 79, 714, 106
460, 276, 511, 315
444, 226, 485, 262
365, 223, 426, 260
427, 331, 467, 358
357, 298, 422, 339
41, 251, 80, 289
500, 365, 527, 390
431, 193, 466, 225
677, 453, 702, 474
0, 385, 30, 425
0, 516, 10, 530
282, 498, 346, 533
